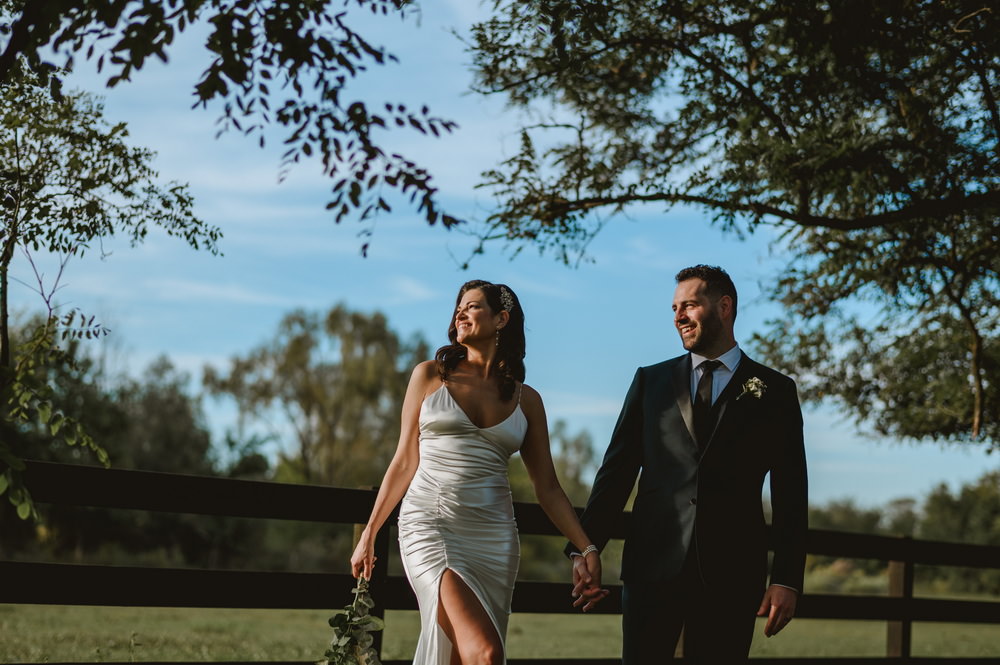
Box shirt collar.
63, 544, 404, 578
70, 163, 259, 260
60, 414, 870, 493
690, 343, 741, 372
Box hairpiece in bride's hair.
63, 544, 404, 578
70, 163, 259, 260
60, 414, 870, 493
499, 285, 515, 312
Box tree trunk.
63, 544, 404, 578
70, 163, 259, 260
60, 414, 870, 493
1, 129, 22, 385
1, 226, 16, 380
1, 259, 9, 370
967, 323, 984, 440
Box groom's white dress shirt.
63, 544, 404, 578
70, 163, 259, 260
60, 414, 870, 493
689, 344, 742, 404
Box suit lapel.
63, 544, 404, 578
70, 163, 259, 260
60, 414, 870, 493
671, 355, 697, 445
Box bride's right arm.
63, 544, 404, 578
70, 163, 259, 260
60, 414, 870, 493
350, 360, 436, 579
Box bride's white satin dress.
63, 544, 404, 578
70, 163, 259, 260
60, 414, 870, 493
398, 383, 527, 664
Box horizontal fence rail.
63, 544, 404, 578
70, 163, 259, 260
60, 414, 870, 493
3, 461, 1000, 664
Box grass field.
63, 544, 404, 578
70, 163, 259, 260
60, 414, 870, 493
2, 604, 999, 662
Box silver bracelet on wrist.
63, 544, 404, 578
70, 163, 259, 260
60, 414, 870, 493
580, 544, 599, 557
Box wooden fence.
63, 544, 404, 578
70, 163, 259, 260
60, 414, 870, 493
2, 460, 1000, 664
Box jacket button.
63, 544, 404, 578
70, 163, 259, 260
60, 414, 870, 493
689, 498, 697, 505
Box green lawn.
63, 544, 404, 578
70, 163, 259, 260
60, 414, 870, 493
2, 604, 998, 662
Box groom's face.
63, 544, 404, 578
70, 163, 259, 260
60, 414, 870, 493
672, 278, 725, 354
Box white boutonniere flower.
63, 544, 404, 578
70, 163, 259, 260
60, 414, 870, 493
737, 376, 766, 401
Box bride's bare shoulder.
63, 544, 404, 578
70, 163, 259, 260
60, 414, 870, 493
409, 360, 443, 394
518, 383, 544, 411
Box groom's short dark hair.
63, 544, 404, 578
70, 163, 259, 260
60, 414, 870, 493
675, 265, 738, 321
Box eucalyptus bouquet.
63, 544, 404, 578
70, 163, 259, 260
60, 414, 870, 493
320, 577, 385, 665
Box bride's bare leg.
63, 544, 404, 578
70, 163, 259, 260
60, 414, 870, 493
437, 569, 503, 665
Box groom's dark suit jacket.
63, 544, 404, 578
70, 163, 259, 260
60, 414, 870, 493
574, 352, 808, 596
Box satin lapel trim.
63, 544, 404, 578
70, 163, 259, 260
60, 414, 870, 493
672, 355, 696, 445
703, 352, 755, 452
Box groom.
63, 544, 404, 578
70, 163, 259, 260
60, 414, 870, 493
569, 265, 808, 663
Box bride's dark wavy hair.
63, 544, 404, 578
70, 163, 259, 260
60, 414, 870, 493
434, 279, 526, 402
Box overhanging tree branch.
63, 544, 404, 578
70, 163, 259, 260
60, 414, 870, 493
511, 188, 1000, 232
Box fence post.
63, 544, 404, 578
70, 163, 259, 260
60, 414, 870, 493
886, 537, 914, 660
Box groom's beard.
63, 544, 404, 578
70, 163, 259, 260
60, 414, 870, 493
682, 308, 724, 355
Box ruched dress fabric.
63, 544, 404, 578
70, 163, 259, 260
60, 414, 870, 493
398, 383, 527, 665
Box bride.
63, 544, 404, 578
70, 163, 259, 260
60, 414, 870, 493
351, 279, 607, 665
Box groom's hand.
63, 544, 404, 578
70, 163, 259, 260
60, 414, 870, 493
571, 554, 609, 612
757, 584, 798, 637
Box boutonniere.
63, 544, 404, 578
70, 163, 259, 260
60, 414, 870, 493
737, 376, 766, 401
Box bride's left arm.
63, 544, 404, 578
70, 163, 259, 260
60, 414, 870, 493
521, 386, 604, 552
519, 385, 596, 556
520, 385, 609, 610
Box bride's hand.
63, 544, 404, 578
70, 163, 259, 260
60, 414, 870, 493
571, 553, 610, 612
350, 530, 377, 580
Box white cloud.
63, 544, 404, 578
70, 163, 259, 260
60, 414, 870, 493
542, 391, 624, 418
388, 276, 439, 303
145, 278, 290, 306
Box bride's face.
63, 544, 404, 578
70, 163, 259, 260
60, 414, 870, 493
455, 288, 499, 344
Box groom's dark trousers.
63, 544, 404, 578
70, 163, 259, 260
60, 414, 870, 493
570, 353, 808, 664
621, 540, 759, 663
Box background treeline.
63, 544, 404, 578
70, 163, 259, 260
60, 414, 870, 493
806, 475, 1000, 596
2, 306, 999, 592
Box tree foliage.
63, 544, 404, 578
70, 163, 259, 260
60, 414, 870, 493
470, 0, 1000, 444
0, 329, 267, 568
806, 473, 1000, 594
0, 64, 218, 518
751, 212, 1000, 446
204, 304, 429, 486
469, 1, 999, 260
920, 470, 1000, 592
0, 0, 460, 250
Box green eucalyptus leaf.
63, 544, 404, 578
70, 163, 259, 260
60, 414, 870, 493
49, 412, 65, 435
16, 499, 32, 520
361, 616, 385, 631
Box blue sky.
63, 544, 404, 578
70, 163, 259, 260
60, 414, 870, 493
9, 0, 993, 506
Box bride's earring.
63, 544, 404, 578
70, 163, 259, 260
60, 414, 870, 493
496, 326, 502, 347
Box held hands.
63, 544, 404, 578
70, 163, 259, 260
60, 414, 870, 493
350, 529, 377, 580
757, 584, 798, 637
570, 551, 610, 612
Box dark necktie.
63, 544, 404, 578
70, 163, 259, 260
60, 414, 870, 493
694, 359, 722, 450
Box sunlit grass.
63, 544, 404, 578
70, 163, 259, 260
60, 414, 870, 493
2, 604, 998, 662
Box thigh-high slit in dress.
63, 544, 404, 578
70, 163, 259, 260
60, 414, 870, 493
397, 383, 527, 665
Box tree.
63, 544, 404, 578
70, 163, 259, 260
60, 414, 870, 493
471, 1, 1000, 444
469, 1, 999, 260
204, 304, 429, 486
0, 328, 260, 568
0, 64, 219, 518
805, 498, 892, 584
919, 470, 1000, 593
751, 217, 1000, 446
0, 0, 460, 250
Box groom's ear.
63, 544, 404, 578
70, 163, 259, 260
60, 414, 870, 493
718, 294, 735, 321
